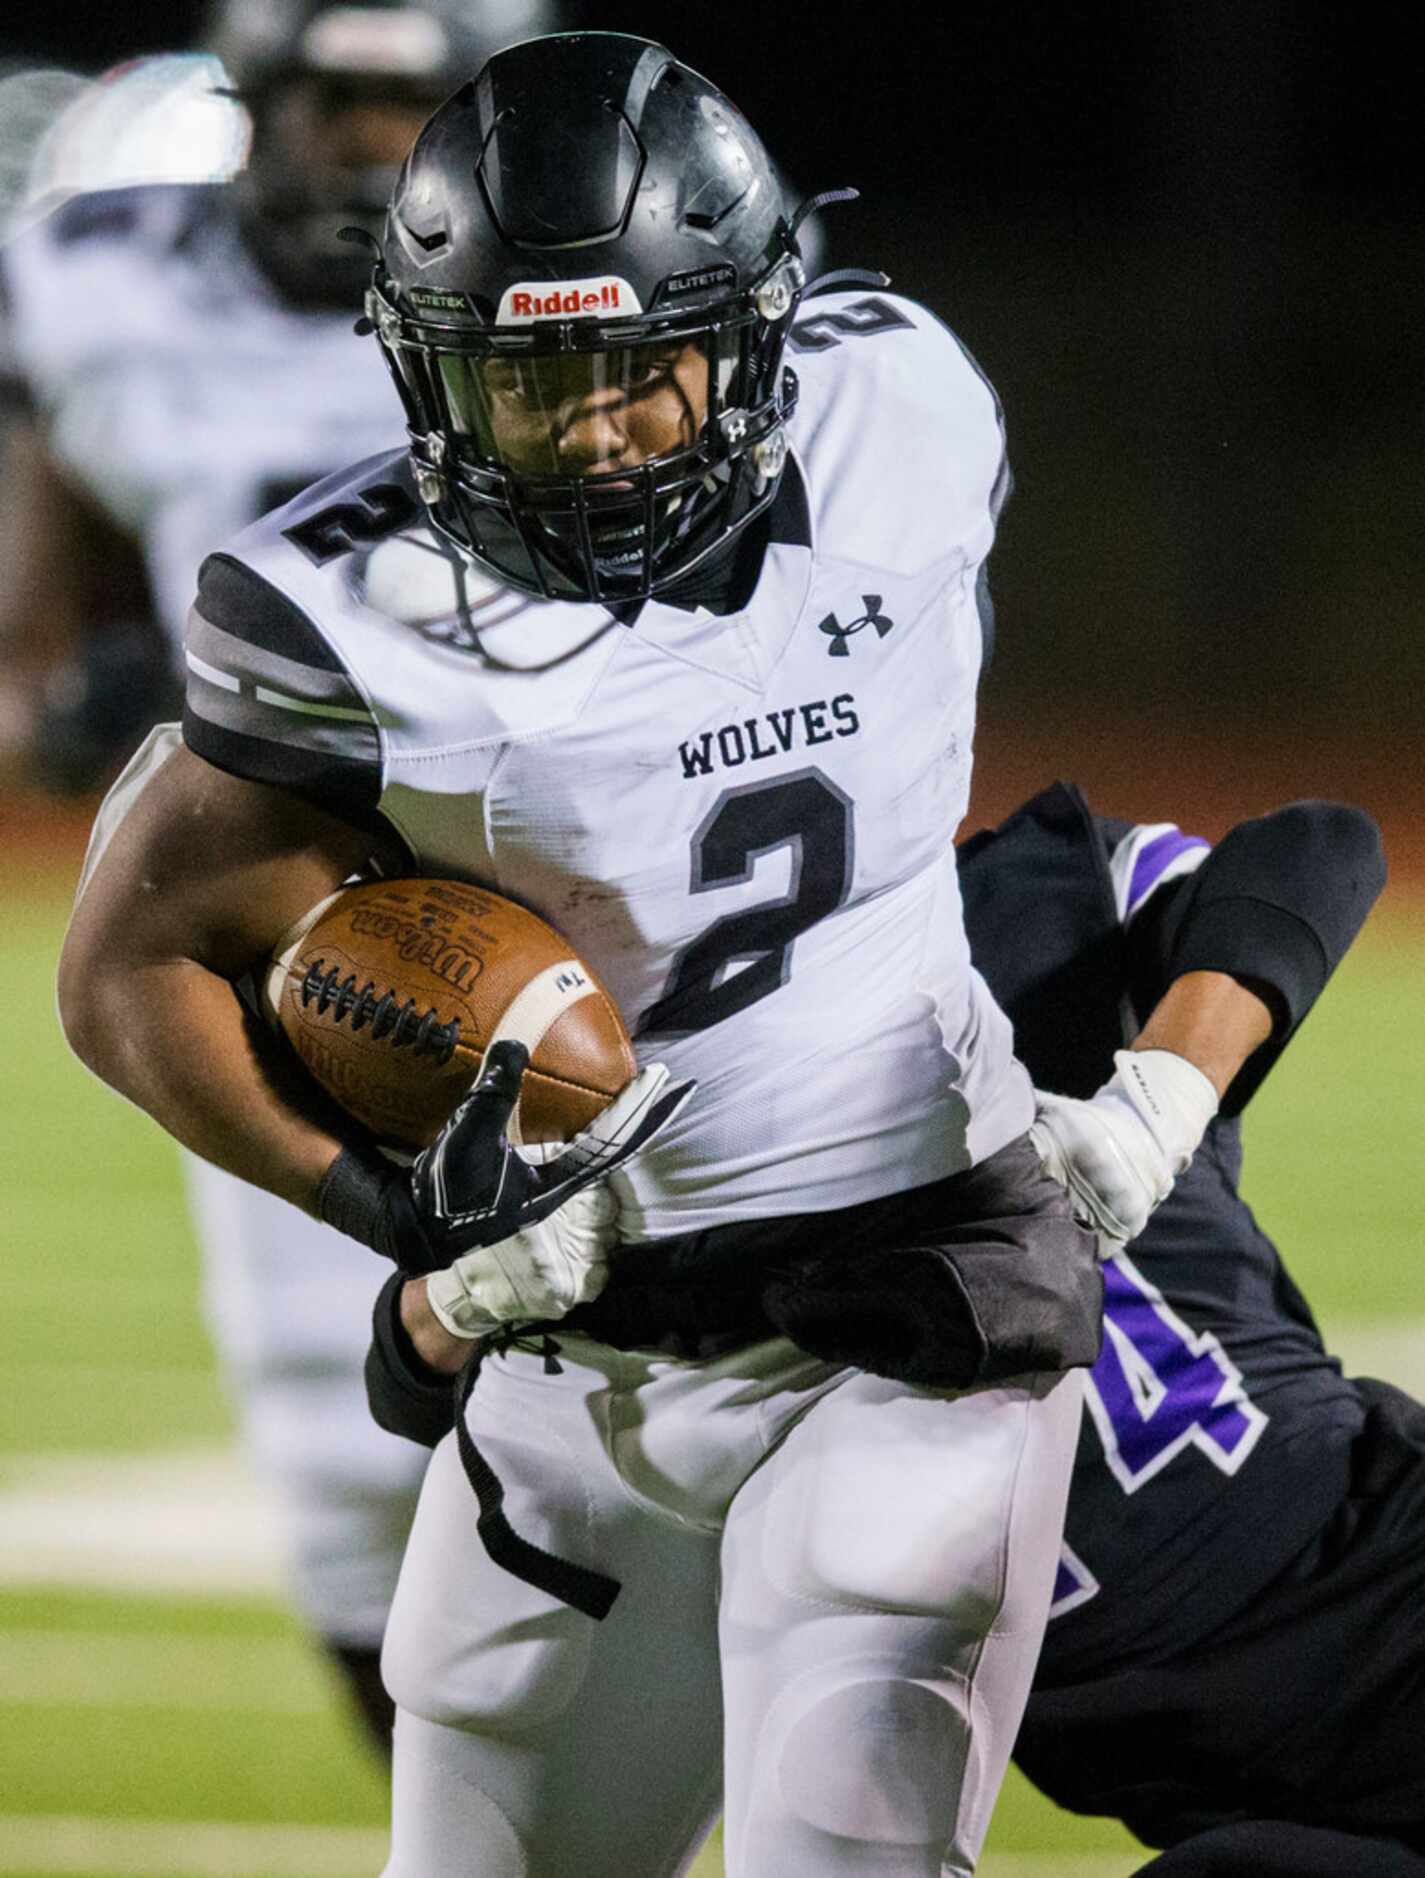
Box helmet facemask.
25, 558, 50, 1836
369, 255, 802, 603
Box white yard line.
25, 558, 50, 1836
0, 1817, 1142, 1878
0, 1319, 1419, 1603
685, 1839, 1141, 1876
1324, 1319, 1425, 1394
0, 1447, 285, 1595
978, 1863, 1143, 1878
0, 1631, 328, 1712
0, 1816, 387, 1877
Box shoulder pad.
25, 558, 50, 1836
788, 291, 1008, 577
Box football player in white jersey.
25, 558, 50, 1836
1, 0, 560, 1746
58, 33, 1230, 1875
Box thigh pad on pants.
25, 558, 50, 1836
745, 1374, 1046, 1629
769, 1659, 967, 1847
382, 1434, 596, 1734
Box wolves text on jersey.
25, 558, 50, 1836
677, 693, 861, 780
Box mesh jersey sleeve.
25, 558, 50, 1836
182, 551, 385, 824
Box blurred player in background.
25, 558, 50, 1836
958, 787, 1423, 1877
0, 0, 556, 791
0, 0, 562, 1746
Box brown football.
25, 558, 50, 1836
263, 877, 636, 1150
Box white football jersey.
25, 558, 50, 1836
184, 290, 1032, 1238
0, 182, 404, 647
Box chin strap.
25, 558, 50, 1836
788, 185, 860, 242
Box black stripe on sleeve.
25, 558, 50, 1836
182, 706, 388, 829
183, 553, 385, 826
195, 552, 349, 670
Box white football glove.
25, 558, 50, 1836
1029, 1048, 1219, 1252
425, 1180, 617, 1337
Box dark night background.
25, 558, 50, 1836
3, 0, 1421, 796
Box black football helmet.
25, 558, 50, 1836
365, 32, 807, 603
207, 0, 561, 307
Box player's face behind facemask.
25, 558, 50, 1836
367, 32, 807, 606
467, 341, 711, 479
409, 330, 759, 592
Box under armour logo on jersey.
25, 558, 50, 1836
818, 596, 894, 658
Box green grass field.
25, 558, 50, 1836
2, 868, 1421, 1878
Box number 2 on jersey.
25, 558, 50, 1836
637, 769, 853, 1038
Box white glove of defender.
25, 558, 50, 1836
1029, 1048, 1219, 1252
425, 1181, 617, 1337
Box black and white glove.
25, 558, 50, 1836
1029, 1048, 1218, 1252
425, 1179, 618, 1334
319, 1040, 693, 1276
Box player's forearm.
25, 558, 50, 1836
58, 741, 389, 1209
399, 1277, 471, 1374
1030, 976, 1266, 1249
1131, 970, 1274, 1101
58, 948, 347, 1215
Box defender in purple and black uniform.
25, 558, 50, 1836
959, 783, 1424, 1877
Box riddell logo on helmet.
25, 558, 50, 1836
497, 277, 643, 323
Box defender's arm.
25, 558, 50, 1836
1130, 969, 1273, 1100
1124, 800, 1387, 1112
1032, 800, 1386, 1249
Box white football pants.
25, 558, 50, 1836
382, 1331, 1082, 1877
185, 1153, 428, 1646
